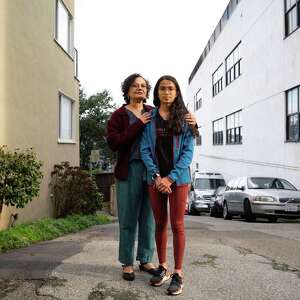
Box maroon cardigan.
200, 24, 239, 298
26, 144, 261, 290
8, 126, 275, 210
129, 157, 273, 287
106, 104, 153, 180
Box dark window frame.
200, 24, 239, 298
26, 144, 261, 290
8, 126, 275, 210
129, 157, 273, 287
226, 110, 242, 145
285, 0, 300, 37
213, 118, 224, 145
286, 85, 300, 142
212, 64, 224, 97
196, 126, 203, 146
194, 88, 202, 111
225, 43, 241, 86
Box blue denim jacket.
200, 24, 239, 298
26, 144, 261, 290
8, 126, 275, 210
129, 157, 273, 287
140, 108, 195, 185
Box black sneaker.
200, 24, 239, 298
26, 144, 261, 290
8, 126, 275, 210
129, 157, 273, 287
167, 273, 184, 296
150, 265, 170, 286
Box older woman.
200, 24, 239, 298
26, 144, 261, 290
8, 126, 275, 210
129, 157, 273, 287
106, 73, 155, 281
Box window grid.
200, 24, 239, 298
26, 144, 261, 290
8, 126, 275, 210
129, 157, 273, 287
226, 110, 242, 144
212, 64, 223, 97
196, 136, 202, 146
286, 86, 300, 141
196, 126, 203, 146
213, 118, 224, 145
285, 0, 300, 36
194, 89, 202, 111
225, 43, 241, 86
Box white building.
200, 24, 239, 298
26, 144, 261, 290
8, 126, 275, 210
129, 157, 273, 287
187, 0, 300, 188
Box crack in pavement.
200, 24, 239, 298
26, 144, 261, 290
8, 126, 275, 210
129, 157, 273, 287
191, 254, 219, 268
0, 277, 66, 300
88, 282, 150, 300
233, 246, 300, 279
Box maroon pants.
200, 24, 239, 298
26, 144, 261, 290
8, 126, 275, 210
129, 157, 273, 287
148, 184, 189, 270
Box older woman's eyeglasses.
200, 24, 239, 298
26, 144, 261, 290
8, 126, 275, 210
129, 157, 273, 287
130, 83, 147, 89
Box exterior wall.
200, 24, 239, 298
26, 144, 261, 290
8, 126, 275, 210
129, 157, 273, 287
0, 1, 6, 146
188, 0, 300, 188
0, 0, 79, 229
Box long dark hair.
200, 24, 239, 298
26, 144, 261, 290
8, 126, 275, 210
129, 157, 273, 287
153, 75, 199, 137
121, 73, 151, 104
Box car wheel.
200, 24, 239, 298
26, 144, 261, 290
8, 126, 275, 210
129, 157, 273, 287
210, 205, 216, 217
243, 199, 256, 222
223, 202, 232, 220
216, 204, 223, 218
189, 203, 197, 215
267, 216, 277, 223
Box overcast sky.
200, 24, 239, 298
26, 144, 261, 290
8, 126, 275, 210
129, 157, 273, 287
74, 0, 229, 106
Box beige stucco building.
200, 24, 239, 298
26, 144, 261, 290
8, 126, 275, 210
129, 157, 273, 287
0, 0, 79, 230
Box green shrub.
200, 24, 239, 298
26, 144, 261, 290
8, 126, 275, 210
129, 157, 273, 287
50, 162, 103, 218
0, 146, 43, 213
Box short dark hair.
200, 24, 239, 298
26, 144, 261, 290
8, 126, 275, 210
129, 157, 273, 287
121, 73, 151, 104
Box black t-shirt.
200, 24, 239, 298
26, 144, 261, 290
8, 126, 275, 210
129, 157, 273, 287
155, 112, 173, 177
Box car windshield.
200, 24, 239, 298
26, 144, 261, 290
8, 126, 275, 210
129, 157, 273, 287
216, 186, 226, 195
194, 178, 225, 190
247, 177, 297, 190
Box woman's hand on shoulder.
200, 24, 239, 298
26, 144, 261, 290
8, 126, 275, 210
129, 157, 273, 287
139, 112, 151, 124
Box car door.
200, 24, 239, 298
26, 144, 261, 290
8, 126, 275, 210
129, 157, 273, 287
228, 178, 241, 213
235, 177, 247, 213
224, 179, 236, 211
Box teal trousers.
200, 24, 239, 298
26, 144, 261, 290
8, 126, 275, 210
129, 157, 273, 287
116, 160, 155, 265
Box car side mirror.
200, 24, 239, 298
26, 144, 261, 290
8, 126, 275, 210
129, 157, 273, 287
240, 186, 245, 191
190, 185, 194, 191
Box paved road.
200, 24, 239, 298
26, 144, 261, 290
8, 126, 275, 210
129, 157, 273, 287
0, 215, 300, 299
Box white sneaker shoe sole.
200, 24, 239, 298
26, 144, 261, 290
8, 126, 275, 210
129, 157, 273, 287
167, 284, 184, 296
150, 273, 171, 287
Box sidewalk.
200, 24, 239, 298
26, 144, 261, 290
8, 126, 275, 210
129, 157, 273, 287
0, 219, 300, 299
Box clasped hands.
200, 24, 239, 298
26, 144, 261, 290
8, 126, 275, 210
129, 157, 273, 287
154, 176, 173, 194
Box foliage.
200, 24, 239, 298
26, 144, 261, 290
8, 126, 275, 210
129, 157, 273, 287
79, 87, 116, 169
0, 213, 112, 253
50, 162, 103, 218
0, 146, 43, 212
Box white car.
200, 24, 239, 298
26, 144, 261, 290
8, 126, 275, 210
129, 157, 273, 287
223, 176, 300, 222
188, 172, 226, 215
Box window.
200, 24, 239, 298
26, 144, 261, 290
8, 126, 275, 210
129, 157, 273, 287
194, 89, 202, 111
226, 110, 242, 144
213, 118, 224, 145
74, 48, 78, 78
59, 94, 74, 141
225, 43, 241, 86
285, 0, 300, 36
196, 126, 202, 146
55, 0, 73, 55
212, 64, 224, 97
286, 85, 300, 141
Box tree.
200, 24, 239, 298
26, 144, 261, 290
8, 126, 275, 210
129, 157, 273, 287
79, 87, 116, 169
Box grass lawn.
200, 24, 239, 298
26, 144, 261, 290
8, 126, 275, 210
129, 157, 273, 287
0, 213, 112, 253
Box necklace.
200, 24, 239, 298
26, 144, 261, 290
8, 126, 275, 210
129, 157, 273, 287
126, 104, 143, 117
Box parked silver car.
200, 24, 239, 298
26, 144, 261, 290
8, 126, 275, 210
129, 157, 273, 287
223, 176, 300, 222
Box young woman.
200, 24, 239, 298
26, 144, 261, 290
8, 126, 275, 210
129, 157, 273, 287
140, 75, 198, 295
